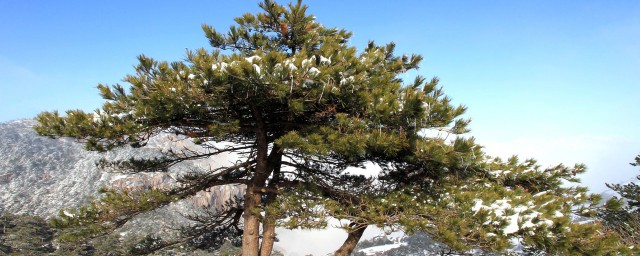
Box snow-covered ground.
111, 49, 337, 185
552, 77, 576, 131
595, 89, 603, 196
275, 219, 385, 256
358, 243, 407, 255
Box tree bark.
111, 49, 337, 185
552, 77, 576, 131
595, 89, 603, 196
241, 185, 262, 256
334, 224, 367, 256
259, 145, 283, 256
259, 214, 276, 256
242, 106, 272, 256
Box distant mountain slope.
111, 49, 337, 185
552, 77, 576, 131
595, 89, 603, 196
353, 232, 503, 256
0, 119, 243, 239
0, 119, 106, 216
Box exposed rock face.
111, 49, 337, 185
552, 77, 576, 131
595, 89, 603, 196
0, 119, 105, 216
0, 119, 243, 237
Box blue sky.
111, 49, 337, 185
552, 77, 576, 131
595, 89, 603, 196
1, 0, 639, 193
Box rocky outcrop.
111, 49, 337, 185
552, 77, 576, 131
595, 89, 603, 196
0, 119, 105, 216
0, 119, 243, 238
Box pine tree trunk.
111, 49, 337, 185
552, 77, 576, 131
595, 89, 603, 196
259, 149, 282, 256
259, 211, 276, 256
258, 179, 278, 256
241, 185, 262, 256
334, 224, 367, 256
242, 106, 271, 256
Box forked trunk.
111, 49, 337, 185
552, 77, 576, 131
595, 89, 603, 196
334, 224, 367, 256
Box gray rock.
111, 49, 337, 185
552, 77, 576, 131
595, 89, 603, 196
0, 119, 243, 239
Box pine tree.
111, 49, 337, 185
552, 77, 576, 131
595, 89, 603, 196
36, 1, 461, 254
34, 1, 626, 255
607, 155, 640, 211
271, 155, 627, 255
0, 213, 56, 255
599, 155, 640, 249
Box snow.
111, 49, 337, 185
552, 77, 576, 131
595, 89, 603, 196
488, 200, 512, 217
319, 55, 331, 65
482, 200, 521, 235
62, 210, 75, 218
301, 56, 315, 67
187, 74, 195, 79
513, 205, 529, 213
245, 55, 261, 63
110, 174, 129, 182
489, 170, 510, 177
307, 67, 320, 77
533, 191, 549, 197
284, 59, 297, 71
340, 76, 355, 85
503, 215, 520, 234
253, 64, 261, 75
275, 219, 384, 256
385, 231, 405, 241
472, 199, 484, 213
520, 212, 541, 229
343, 162, 382, 178
539, 199, 555, 207
472, 197, 560, 235
358, 243, 407, 255
219, 62, 229, 72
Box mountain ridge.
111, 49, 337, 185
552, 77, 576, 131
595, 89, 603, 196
0, 119, 245, 242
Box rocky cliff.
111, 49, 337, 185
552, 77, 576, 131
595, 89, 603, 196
0, 119, 243, 239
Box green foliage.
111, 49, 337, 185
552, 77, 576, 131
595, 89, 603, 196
32, 0, 627, 255
177, 197, 244, 252
607, 155, 640, 211
51, 232, 135, 256
216, 240, 242, 256
0, 213, 136, 256
129, 235, 165, 255
597, 154, 640, 251
270, 155, 625, 255
0, 213, 55, 255
35, 0, 470, 251
50, 188, 177, 242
